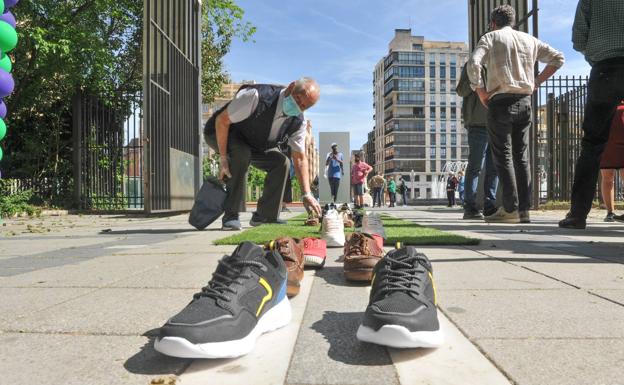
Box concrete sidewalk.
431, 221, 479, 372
0, 207, 623, 385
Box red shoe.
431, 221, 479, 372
302, 237, 326, 268
371, 233, 384, 250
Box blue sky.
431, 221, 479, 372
223, 0, 591, 151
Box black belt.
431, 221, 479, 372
490, 93, 531, 102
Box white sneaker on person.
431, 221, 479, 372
484, 207, 520, 224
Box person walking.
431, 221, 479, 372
203, 78, 322, 230
370, 171, 385, 207
399, 176, 409, 207
325, 143, 344, 203
387, 176, 397, 207
446, 173, 458, 207
456, 64, 499, 219
468, 5, 564, 223
457, 171, 465, 206
351, 152, 373, 209
559, 0, 624, 229
599, 104, 624, 222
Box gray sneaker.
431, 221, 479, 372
484, 207, 520, 223
519, 211, 531, 223
222, 219, 242, 231
463, 210, 484, 220
604, 212, 615, 222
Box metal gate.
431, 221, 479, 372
143, 0, 202, 213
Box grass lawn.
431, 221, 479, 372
214, 213, 479, 246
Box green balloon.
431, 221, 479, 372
0, 54, 11, 73
0, 119, 5, 141
0, 21, 17, 53
0, 146, 3, 161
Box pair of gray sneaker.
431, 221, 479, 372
484, 208, 531, 223
222, 214, 287, 231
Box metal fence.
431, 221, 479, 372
535, 75, 622, 203
72, 93, 143, 210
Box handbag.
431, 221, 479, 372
188, 176, 227, 230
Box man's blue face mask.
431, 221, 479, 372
283, 94, 302, 117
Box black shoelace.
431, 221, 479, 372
379, 254, 427, 296
195, 258, 265, 303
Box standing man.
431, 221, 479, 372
351, 152, 373, 209
559, 0, 624, 229
370, 171, 385, 207
204, 78, 322, 230
456, 64, 499, 219
468, 5, 564, 223
325, 143, 344, 203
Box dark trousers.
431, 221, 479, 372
487, 94, 532, 213
389, 192, 396, 206
571, 58, 624, 218
328, 177, 340, 202
373, 187, 382, 207
401, 190, 408, 205
205, 133, 289, 222
464, 126, 499, 213
447, 190, 456, 206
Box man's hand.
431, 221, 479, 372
303, 193, 322, 217
476, 87, 489, 108
219, 157, 232, 181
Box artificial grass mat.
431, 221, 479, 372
214, 213, 479, 246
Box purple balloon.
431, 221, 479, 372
4, 0, 19, 9
0, 69, 13, 97
0, 11, 15, 28
0, 99, 6, 119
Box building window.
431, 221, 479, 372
429, 107, 436, 119
426, 175, 432, 182
413, 43, 423, 50
440, 66, 446, 78
429, 66, 435, 78
429, 53, 436, 65
441, 135, 447, 145
397, 93, 426, 105
430, 80, 436, 92
450, 67, 457, 79
450, 53, 457, 65
440, 54, 446, 65
430, 121, 436, 131
430, 147, 436, 157
398, 52, 425, 65
451, 134, 457, 145
441, 148, 447, 157
430, 94, 436, 105
451, 147, 457, 159
430, 133, 436, 145
440, 81, 447, 92
440, 108, 447, 120
430, 160, 436, 172
451, 109, 457, 120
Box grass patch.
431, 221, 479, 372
214, 213, 479, 246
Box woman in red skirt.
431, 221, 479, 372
600, 103, 624, 222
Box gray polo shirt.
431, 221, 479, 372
227, 88, 307, 153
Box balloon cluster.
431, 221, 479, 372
0, 0, 18, 163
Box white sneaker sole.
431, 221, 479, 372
154, 297, 292, 359
356, 324, 444, 348
304, 254, 326, 267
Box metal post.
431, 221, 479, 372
531, 0, 540, 208
546, 92, 555, 201
72, 92, 83, 209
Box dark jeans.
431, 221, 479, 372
328, 177, 340, 202
571, 58, 624, 219
464, 125, 499, 213
373, 187, 382, 207
447, 190, 456, 206
389, 192, 396, 206
487, 94, 532, 213
401, 190, 408, 205
205, 133, 289, 222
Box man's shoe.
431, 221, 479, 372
267, 237, 304, 297
483, 206, 497, 217
302, 237, 327, 268
604, 212, 615, 222
154, 242, 290, 358
613, 214, 624, 223
484, 207, 520, 223
558, 214, 586, 229
343, 232, 384, 282
222, 218, 242, 231
356, 246, 444, 348
462, 210, 484, 220
519, 211, 531, 223
250, 213, 288, 227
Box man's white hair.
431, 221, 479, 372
293, 77, 319, 95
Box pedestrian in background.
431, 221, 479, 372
351, 152, 373, 209
370, 171, 385, 207
599, 104, 624, 222
560, 0, 624, 229
387, 176, 397, 207
457, 171, 465, 206
399, 176, 409, 207
469, 5, 564, 223
446, 173, 458, 207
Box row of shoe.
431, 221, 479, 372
154, 239, 443, 359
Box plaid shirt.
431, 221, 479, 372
573, 0, 624, 65
468, 26, 564, 97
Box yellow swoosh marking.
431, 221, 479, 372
429, 271, 437, 305
256, 277, 273, 317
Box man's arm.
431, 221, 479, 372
215, 110, 233, 180
535, 40, 565, 87
536, 65, 560, 88
468, 36, 491, 107
291, 150, 321, 215
572, 0, 590, 54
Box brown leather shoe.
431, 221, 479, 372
343, 232, 384, 282
267, 237, 304, 297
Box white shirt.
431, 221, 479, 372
226, 88, 307, 153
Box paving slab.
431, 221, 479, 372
285, 249, 399, 385
180, 270, 316, 385
441, 289, 624, 339
0, 287, 94, 322
0, 333, 191, 385
390, 312, 512, 385
4, 288, 196, 335
476, 338, 624, 385
508, 260, 624, 290
590, 289, 624, 305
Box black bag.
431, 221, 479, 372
189, 176, 227, 230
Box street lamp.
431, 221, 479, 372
410, 169, 415, 199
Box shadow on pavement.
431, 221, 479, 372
124, 331, 193, 376
100, 229, 217, 235
311, 311, 394, 367
315, 266, 371, 288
